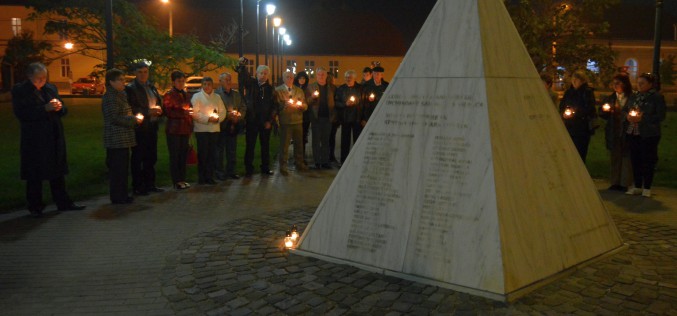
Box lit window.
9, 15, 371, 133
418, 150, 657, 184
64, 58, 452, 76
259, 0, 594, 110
61, 58, 71, 78
286, 60, 296, 74
11, 18, 21, 36
625, 58, 638, 81
329, 60, 339, 79
305, 60, 315, 76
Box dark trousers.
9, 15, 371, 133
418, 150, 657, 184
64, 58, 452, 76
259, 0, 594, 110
329, 120, 340, 162
311, 117, 332, 165
245, 121, 272, 173
195, 132, 218, 183
302, 117, 311, 155
167, 134, 189, 184
216, 127, 238, 177
26, 176, 71, 211
131, 131, 158, 192
279, 123, 304, 170
107, 147, 130, 202
627, 134, 660, 189
340, 121, 362, 163
570, 134, 591, 162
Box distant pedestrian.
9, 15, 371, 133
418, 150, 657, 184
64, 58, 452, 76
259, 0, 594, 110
163, 71, 193, 190
12, 62, 86, 217
623, 73, 666, 198
102, 68, 141, 204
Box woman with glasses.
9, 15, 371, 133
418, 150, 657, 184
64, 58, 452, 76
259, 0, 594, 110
599, 74, 634, 192
623, 73, 666, 198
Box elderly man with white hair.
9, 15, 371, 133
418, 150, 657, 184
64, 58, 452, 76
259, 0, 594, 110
274, 71, 308, 175
237, 58, 276, 177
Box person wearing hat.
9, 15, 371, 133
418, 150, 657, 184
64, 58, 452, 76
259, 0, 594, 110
361, 66, 388, 127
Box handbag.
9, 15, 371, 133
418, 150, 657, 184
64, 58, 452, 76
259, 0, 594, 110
186, 138, 197, 165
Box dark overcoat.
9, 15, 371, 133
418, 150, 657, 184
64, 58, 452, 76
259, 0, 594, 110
12, 81, 69, 180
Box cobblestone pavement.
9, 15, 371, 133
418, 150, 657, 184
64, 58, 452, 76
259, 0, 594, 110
1, 168, 677, 315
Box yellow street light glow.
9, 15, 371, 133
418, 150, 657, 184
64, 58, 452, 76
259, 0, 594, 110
266, 4, 276, 16
64, 42, 74, 50
161, 0, 169, 3
279, 27, 286, 35
273, 17, 282, 27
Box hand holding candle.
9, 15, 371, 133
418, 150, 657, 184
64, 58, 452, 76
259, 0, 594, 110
50, 98, 62, 112
135, 113, 144, 124
296, 100, 303, 107
313, 90, 319, 98
627, 108, 642, 122
150, 105, 162, 116
368, 93, 375, 102
209, 110, 219, 123
348, 95, 356, 105
288, 98, 294, 105
562, 107, 574, 119
602, 103, 611, 112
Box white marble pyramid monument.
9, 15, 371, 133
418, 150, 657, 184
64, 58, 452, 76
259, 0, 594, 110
293, 0, 624, 301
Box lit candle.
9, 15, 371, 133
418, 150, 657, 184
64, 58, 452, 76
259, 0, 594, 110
313, 90, 319, 97
629, 109, 638, 117
602, 103, 611, 112
284, 230, 293, 248
563, 107, 574, 118
349, 96, 356, 103
136, 113, 144, 120
290, 225, 299, 240
369, 93, 375, 101
296, 100, 303, 107
210, 112, 219, 119
288, 98, 294, 105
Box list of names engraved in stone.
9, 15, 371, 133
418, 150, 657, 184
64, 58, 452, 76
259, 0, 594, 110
347, 131, 407, 253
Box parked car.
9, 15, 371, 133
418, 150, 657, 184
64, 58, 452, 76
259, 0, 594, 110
185, 76, 204, 94
71, 77, 104, 95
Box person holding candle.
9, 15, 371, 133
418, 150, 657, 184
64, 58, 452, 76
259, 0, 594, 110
126, 62, 164, 196
622, 73, 666, 198
558, 70, 596, 162
306, 67, 336, 169
102, 68, 142, 203
361, 66, 389, 128
335, 70, 363, 165
12, 62, 86, 217
275, 71, 308, 175
163, 71, 193, 190
599, 74, 634, 192
214, 72, 246, 180
294, 71, 311, 160
191, 77, 226, 185
238, 58, 276, 177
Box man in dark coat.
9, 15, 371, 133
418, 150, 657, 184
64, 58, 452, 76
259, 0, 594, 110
237, 57, 276, 176
125, 62, 164, 195
361, 66, 389, 127
12, 62, 85, 217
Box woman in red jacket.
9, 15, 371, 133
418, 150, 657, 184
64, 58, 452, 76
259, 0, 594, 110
163, 71, 193, 189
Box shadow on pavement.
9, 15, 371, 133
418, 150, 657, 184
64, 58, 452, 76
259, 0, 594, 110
599, 189, 669, 214
89, 203, 153, 220
0, 211, 60, 242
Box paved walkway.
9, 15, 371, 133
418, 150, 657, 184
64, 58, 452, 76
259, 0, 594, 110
1, 169, 676, 315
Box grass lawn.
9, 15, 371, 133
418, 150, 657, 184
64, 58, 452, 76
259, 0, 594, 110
0, 98, 674, 213
0, 98, 279, 213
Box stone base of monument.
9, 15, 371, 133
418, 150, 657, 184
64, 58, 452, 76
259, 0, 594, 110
292, 243, 627, 302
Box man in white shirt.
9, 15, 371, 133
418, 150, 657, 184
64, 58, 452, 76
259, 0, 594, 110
191, 77, 226, 184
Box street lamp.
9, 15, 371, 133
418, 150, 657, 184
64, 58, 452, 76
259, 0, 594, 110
161, 0, 172, 37
272, 17, 282, 84
64, 42, 74, 50
265, 4, 276, 65
278, 27, 286, 81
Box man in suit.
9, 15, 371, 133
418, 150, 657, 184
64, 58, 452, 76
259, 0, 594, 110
215, 72, 246, 180
126, 62, 164, 195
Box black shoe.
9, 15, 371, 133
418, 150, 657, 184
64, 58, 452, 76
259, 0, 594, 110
133, 189, 149, 196
321, 163, 332, 169
112, 197, 134, 204
216, 175, 227, 181
58, 203, 86, 211
228, 174, 241, 180
148, 187, 165, 193
205, 179, 218, 185
28, 209, 43, 218
608, 185, 625, 192
262, 170, 274, 176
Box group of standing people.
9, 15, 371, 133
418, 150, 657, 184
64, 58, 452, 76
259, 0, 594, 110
558, 70, 666, 198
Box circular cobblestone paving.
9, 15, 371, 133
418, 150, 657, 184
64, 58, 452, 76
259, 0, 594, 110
161, 209, 677, 315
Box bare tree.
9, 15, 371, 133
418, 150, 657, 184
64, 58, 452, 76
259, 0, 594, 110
210, 19, 248, 53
